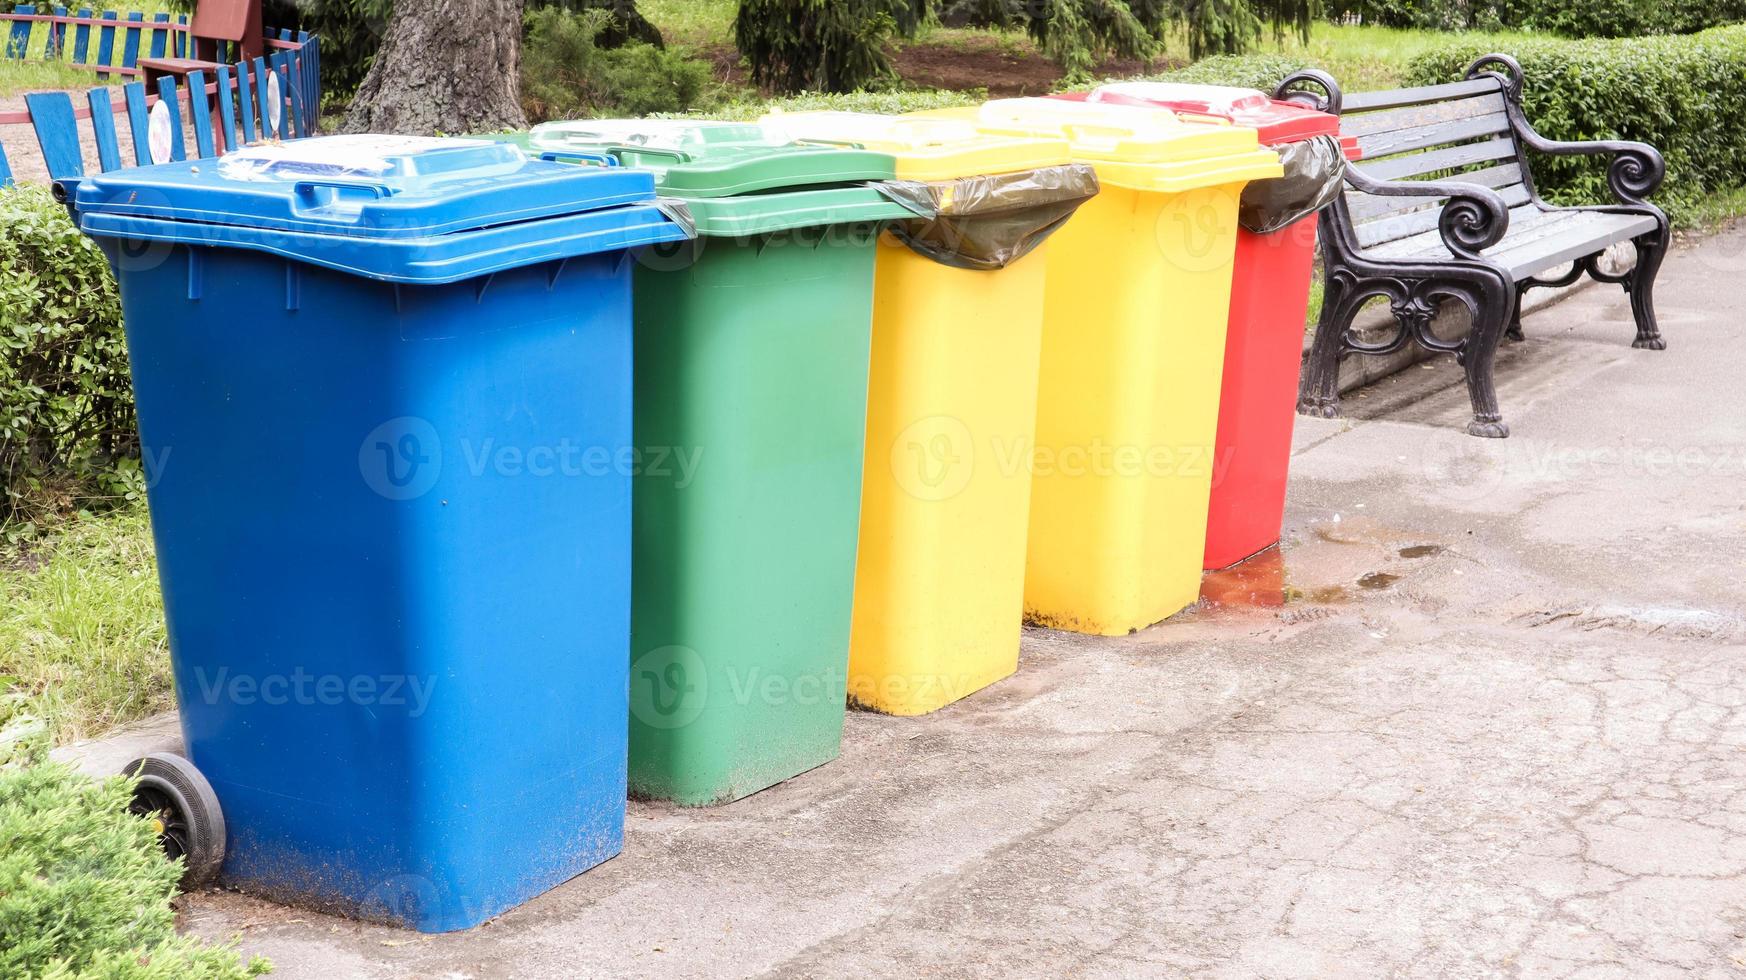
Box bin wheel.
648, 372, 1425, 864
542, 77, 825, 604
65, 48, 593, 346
121, 752, 226, 890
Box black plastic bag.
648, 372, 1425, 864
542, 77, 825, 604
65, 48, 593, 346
1239, 135, 1346, 235
875, 163, 1101, 271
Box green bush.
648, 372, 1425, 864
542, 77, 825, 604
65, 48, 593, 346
0, 186, 140, 531
1407, 25, 1746, 224
733, 0, 927, 94
1326, 0, 1746, 36
521, 7, 715, 122
0, 756, 269, 979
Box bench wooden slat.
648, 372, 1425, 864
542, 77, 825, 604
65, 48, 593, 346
1340, 92, 1507, 140
1369, 208, 1659, 279
1344, 77, 1501, 112
1346, 162, 1525, 222
1359, 136, 1519, 181
1355, 183, 1535, 247
1355, 110, 1512, 161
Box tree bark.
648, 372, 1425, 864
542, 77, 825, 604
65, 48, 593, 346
344, 0, 527, 136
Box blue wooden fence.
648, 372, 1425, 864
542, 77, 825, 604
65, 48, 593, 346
3, 5, 194, 77
0, 23, 319, 187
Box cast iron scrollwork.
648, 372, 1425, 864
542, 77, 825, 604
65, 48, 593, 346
1465, 52, 1665, 206
1342, 164, 1510, 260
1274, 68, 1343, 116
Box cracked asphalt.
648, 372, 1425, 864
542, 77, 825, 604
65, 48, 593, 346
157, 222, 1746, 977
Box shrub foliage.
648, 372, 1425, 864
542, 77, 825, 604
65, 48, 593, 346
1325, 0, 1746, 37
1407, 25, 1746, 223
0, 187, 140, 528
0, 757, 269, 979
522, 7, 714, 122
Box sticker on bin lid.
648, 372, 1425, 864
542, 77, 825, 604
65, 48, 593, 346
1090, 83, 1341, 144
524, 118, 895, 198
757, 110, 1070, 181
74, 134, 663, 240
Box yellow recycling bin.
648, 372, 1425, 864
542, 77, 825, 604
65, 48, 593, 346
931, 98, 1282, 636
760, 111, 1093, 714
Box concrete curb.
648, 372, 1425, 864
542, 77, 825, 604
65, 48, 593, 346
49, 711, 181, 780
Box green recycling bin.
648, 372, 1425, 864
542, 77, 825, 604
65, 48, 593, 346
524, 120, 915, 806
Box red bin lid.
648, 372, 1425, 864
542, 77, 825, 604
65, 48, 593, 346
1081, 82, 1341, 145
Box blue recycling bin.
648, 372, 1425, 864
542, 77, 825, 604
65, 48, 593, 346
74, 135, 691, 932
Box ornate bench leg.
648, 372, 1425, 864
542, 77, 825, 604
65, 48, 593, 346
1625, 229, 1668, 350
1457, 272, 1515, 439
1297, 273, 1354, 420
1505, 287, 1525, 342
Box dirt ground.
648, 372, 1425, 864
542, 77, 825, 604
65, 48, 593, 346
0, 87, 213, 187
891, 35, 1168, 97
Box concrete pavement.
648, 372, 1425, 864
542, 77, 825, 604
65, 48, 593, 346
173, 223, 1746, 978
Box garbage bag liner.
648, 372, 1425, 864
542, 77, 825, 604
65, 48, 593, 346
1239, 134, 1346, 235
876, 163, 1101, 271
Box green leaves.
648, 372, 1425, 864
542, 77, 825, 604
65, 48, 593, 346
0, 761, 269, 979
1406, 24, 1746, 225
734, 0, 1325, 92
521, 7, 716, 122
734, 0, 921, 93
0, 186, 137, 528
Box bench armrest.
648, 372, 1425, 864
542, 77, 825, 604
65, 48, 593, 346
1345, 162, 1511, 261
1464, 53, 1666, 206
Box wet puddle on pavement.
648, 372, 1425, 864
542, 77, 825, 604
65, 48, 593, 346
1198, 520, 1453, 615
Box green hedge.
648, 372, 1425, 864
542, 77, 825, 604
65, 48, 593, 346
1327, 0, 1746, 36
1407, 25, 1746, 223
0, 186, 140, 531
1100, 27, 1746, 227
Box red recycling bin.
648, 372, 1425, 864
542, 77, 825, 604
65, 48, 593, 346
1059, 84, 1357, 570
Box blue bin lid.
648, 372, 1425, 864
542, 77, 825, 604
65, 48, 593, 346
75, 135, 694, 283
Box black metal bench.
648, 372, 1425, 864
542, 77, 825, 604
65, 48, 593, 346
1280, 56, 1669, 438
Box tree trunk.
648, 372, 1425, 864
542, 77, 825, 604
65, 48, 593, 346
344, 0, 527, 136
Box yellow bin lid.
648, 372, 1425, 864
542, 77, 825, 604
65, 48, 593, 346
913, 98, 1282, 192
759, 110, 1072, 181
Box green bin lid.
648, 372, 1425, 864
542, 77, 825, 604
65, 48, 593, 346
525, 121, 894, 187
523, 120, 913, 236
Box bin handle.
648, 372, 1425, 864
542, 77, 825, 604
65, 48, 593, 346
539, 150, 620, 168
793, 137, 866, 150
605, 144, 691, 163
291, 179, 394, 201
289, 180, 396, 219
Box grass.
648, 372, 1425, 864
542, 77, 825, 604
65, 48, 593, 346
638, 0, 736, 45
0, 0, 183, 98
1260, 22, 1547, 91
1678, 183, 1746, 234
0, 503, 172, 746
